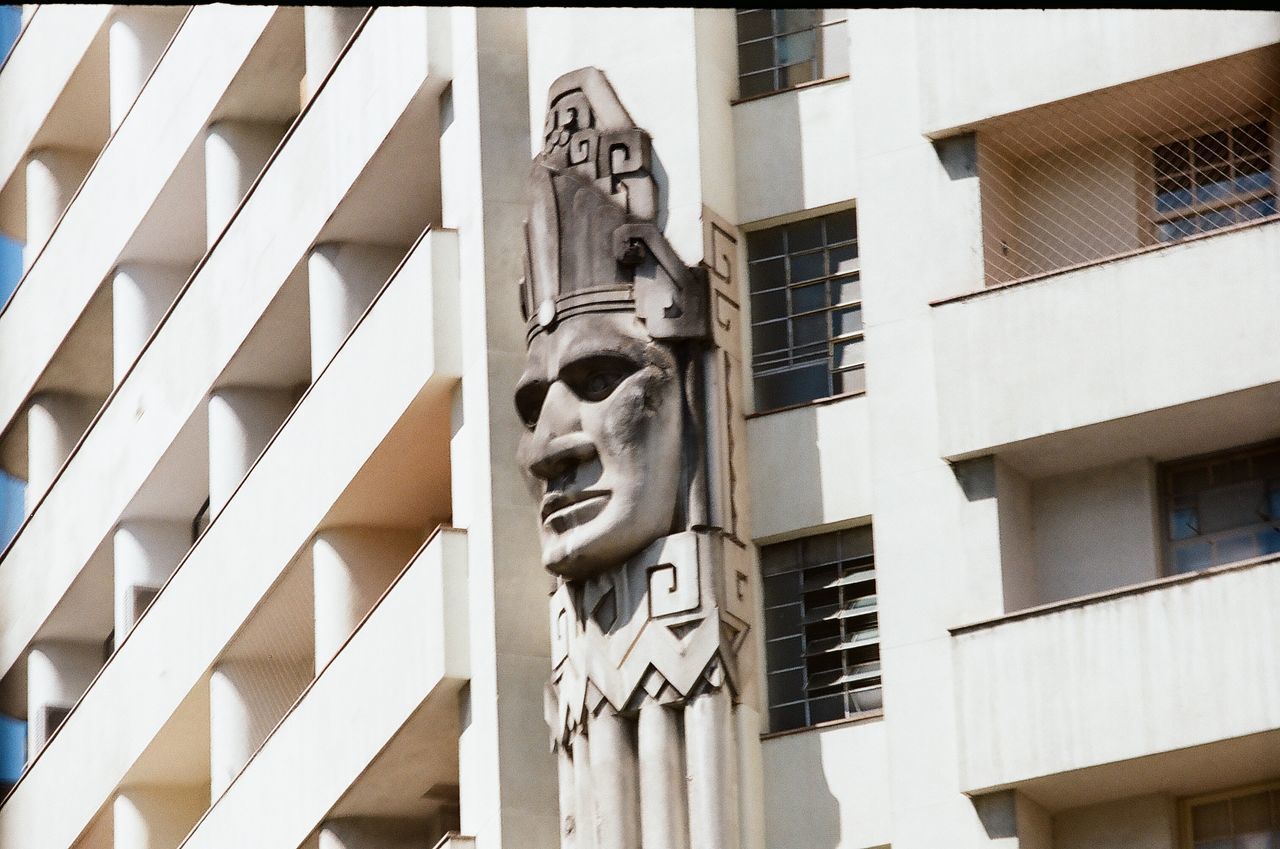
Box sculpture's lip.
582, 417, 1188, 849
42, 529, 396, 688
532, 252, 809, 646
542, 489, 609, 523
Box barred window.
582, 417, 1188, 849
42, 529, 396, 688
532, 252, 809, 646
1186, 784, 1280, 849
1153, 120, 1276, 242
1162, 441, 1280, 575
735, 9, 849, 99
747, 209, 862, 414
761, 526, 881, 733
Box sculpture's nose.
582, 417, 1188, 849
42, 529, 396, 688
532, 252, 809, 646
525, 381, 596, 483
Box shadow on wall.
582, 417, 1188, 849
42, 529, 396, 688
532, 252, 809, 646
762, 729, 841, 849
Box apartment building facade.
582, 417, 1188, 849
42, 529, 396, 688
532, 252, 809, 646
0, 7, 1277, 849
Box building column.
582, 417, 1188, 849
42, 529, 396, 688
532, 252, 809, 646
302, 7, 366, 100
312, 527, 420, 675
25, 392, 100, 514
113, 785, 208, 849
203, 120, 286, 248
107, 7, 186, 132
25, 147, 95, 269
208, 658, 309, 798
112, 263, 188, 384
306, 243, 403, 381
206, 386, 295, 518
952, 456, 1036, 615
26, 640, 101, 754
973, 790, 1052, 849
113, 520, 190, 643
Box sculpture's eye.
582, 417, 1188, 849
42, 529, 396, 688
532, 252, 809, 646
514, 380, 548, 430
563, 355, 638, 403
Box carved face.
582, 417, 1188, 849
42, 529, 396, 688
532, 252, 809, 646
516, 312, 684, 580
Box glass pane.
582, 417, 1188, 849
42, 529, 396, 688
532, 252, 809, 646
808, 693, 845, 724
1169, 503, 1199, 541
792, 313, 827, 348
835, 338, 865, 369
1199, 207, 1236, 232
1236, 159, 1272, 194
761, 540, 799, 575
826, 210, 857, 243
1155, 173, 1193, 213
829, 243, 858, 275
1172, 540, 1212, 574
849, 686, 883, 712
1171, 466, 1211, 496
791, 281, 827, 313
767, 668, 805, 706
738, 69, 776, 99
1233, 122, 1270, 159
1198, 481, 1264, 534
1191, 801, 1231, 841
1215, 531, 1260, 565
774, 8, 818, 34
755, 362, 829, 411
765, 603, 802, 639
752, 320, 788, 357
1232, 792, 1273, 833
790, 250, 826, 284
766, 636, 804, 671
1153, 140, 1190, 174
748, 228, 786, 261
1159, 218, 1197, 242
833, 306, 863, 336
782, 59, 817, 88
1193, 131, 1230, 166
834, 366, 866, 395
763, 570, 800, 606
1258, 527, 1280, 556
1241, 196, 1277, 221
769, 702, 807, 732
749, 257, 786, 292
830, 274, 861, 305
787, 218, 824, 252
841, 526, 874, 558
1195, 165, 1234, 203
736, 9, 774, 43
737, 39, 774, 76
751, 289, 787, 322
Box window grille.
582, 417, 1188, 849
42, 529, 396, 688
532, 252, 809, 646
747, 209, 863, 414
760, 526, 881, 733
735, 9, 849, 99
1161, 440, 1280, 575
977, 47, 1279, 286
1186, 784, 1280, 849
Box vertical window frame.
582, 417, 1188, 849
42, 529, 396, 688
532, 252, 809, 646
735, 9, 849, 100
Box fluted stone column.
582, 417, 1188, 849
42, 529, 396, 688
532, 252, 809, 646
114, 785, 208, 849
203, 120, 286, 248
107, 7, 185, 131
206, 387, 295, 517
25, 147, 95, 269
306, 243, 403, 381
25, 392, 99, 514
312, 527, 419, 674
113, 520, 189, 642
112, 263, 188, 384
302, 7, 366, 100
209, 658, 309, 797
27, 640, 101, 754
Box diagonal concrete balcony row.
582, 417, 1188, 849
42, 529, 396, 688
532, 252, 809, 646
0, 224, 461, 849
0, 5, 451, 687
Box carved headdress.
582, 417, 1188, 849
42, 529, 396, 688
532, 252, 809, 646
519, 68, 708, 344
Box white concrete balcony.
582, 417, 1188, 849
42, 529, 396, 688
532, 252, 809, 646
0, 227, 461, 849
0, 6, 278, 436
952, 553, 1280, 809
932, 220, 1280, 478
0, 6, 451, 685
184, 528, 468, 849
911, 9, 1280, 136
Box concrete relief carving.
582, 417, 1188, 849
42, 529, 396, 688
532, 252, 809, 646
515, 68, 758, 849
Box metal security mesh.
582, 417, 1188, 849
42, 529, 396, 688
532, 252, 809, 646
735, 9, 848, 99
761, 526, 881, 733
977, 47, 1280, 286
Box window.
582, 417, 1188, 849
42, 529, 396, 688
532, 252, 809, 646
735, 9, 849, 99
1153, 120, 1276, 242
1185, 783, 1280, 849
747, 209, 863, 413
760, 526, 881, 733
1162, 441, 1280, 575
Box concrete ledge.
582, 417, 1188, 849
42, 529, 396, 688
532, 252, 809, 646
0, 227, 461, 849
953, 553, 1280, 801
0, 7, 448, 683
932, 221, 1280, 476
183, 528, 468, 849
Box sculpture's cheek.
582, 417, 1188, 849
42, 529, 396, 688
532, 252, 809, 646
598, 367, 678, 459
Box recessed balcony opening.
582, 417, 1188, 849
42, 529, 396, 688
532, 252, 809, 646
974, 44, 1280, 288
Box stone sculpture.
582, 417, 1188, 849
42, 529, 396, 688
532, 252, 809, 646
514, 68, 758, 849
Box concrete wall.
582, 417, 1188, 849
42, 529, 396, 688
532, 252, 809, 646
1031, 459, 1161, 604
1054, 795, 1178, 849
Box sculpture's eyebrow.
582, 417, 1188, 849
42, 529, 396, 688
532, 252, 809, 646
553, 332, 648, 375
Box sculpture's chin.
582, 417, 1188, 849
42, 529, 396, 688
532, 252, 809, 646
540, 519, 651, 582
